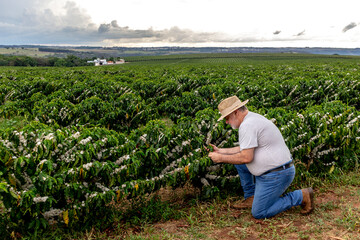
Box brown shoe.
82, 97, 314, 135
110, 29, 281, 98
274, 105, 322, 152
232, 196, 254, 209
301, 188, 314, 214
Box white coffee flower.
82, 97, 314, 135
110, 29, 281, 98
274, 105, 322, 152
79, 136, 92, 145
33, 196, 49, 203
83, 162, 93, 170
43, 208, 63, 219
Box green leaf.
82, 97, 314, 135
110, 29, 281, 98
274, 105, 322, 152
0, 182, 8, 193
28, 220, 35, 229
40, 218, 48, 229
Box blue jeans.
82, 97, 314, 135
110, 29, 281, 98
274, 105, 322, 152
234, 164, 303, 219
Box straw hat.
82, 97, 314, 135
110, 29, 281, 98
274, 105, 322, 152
217, 96, 249, 121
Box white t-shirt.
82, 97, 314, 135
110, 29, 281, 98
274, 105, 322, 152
239, 111, 292, 176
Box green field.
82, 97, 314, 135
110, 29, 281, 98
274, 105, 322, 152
124, 52, 360, 63
0, 53, 359, 238
0, 47, 55, 57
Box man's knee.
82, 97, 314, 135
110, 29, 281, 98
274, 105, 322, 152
251, 208, 267, 219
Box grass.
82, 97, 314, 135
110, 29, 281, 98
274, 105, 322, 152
0, 47, 53, 57
111, 171, 360, 239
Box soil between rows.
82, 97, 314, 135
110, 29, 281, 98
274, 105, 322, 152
127, 184, 360, 240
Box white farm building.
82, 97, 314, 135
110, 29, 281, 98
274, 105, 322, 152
87, 58, 125, 66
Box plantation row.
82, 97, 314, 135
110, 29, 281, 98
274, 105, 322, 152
0, 57, 359, 235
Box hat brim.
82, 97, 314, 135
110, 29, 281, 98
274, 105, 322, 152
217, 99, 249, 121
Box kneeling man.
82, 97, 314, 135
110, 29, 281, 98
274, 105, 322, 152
208, 96, 314, 219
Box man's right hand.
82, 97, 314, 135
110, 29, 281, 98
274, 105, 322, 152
208, 152, 223, 163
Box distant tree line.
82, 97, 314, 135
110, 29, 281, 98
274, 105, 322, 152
0, 54, 92, 67
38, 47, 75, 53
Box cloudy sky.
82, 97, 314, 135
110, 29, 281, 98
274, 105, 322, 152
0, 0, 359, 48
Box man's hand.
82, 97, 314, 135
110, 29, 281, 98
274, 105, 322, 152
208, 152, 222, 163
205, 143, 220, 153
210, 144, 219, 152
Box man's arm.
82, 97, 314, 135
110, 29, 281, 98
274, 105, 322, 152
218, 146, 241, 155
209, 144, 240, 155
208, 148, 254, 165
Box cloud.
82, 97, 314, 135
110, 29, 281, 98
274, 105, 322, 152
0, 0, 269, 46
95, 23, 230, 44
98, 23, 111, 33
295, 30, 305, 37
0, 0, 39, 22
111, 20, 120, 28
342, 22, 357, 32
0, 1, 97, 44
0, 1, 216, 45
2, 0, 350, 47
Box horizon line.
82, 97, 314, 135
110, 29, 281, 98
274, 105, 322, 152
1, 44, 360, 50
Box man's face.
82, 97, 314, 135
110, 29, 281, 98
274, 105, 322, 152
225, 111, 240, 129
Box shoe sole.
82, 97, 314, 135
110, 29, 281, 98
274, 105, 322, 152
308, 187, 314, 213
